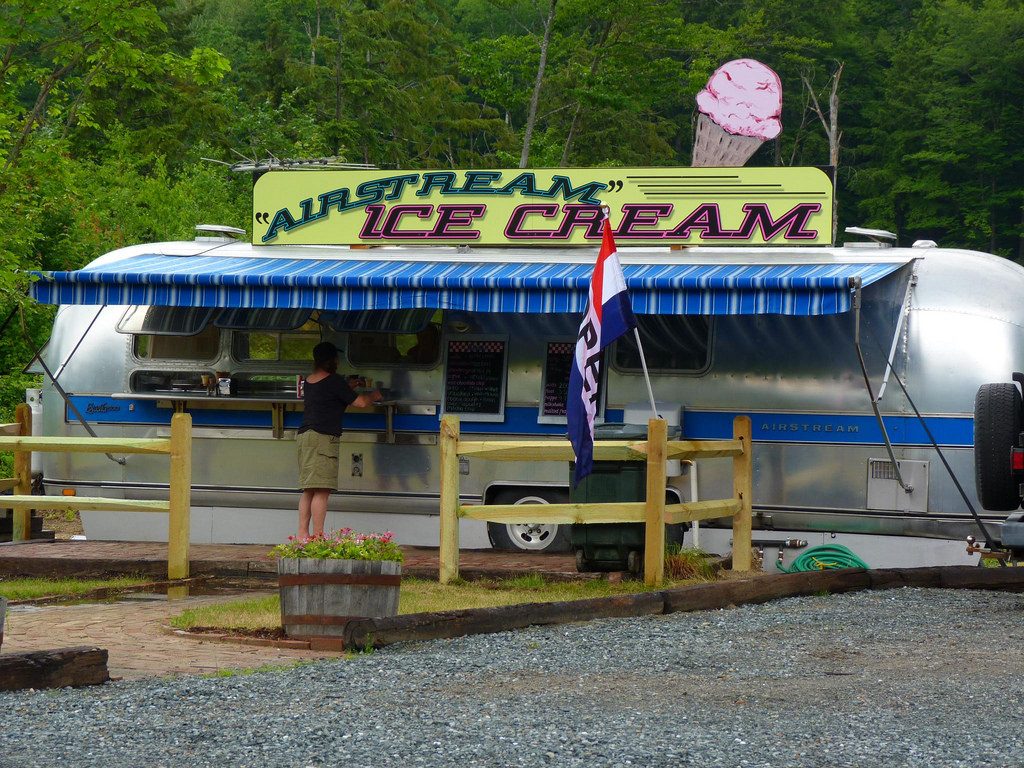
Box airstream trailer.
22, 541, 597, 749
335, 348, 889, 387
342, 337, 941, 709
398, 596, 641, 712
25, 168, 1024, 567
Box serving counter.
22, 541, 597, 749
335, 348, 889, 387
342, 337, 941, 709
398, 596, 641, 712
109, 392, 437, 442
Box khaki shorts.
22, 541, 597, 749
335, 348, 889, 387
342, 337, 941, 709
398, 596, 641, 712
297, 430, 340, 490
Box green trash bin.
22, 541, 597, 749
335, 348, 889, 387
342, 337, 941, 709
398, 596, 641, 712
570, 423, 682, 574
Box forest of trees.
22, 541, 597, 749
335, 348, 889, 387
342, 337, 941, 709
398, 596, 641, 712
1, 0, 1022, 415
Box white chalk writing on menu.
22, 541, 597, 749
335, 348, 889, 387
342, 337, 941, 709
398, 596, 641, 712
444, 338, 507, 417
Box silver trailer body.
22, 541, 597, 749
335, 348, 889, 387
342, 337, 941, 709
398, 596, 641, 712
32, 236, 1024, 559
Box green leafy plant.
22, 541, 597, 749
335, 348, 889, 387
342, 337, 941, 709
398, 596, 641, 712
271, 528, 403, 562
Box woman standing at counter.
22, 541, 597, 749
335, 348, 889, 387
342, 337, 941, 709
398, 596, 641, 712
297, 341, 383, 538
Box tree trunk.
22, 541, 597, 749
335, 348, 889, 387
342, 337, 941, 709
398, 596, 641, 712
828, 68, 841, 240
305, 1, 321, 67
333, 24, 344, 157
4, 59, 80, 173
1018, 203, 1023, 263
990, 177, 997, 254
802, 62, 843, 242
520, 0, 558, 169
560, 20, 613, 167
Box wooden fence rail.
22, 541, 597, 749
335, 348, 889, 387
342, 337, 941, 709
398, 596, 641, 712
439, 414, 753, 586
0, 405, 192, 579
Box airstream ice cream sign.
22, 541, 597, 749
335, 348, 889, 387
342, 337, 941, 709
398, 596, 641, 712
252, 167, 833, 246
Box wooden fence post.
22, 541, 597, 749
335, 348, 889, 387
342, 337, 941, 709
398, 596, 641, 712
439, 415, 461, 584
731, 415, 753, 572
644, 418, 667, 586
12, 404, 32, 542
167, 412, 192, 580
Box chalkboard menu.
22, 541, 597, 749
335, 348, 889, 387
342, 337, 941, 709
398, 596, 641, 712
539, 341, 574, 423
442, 336, 508, 422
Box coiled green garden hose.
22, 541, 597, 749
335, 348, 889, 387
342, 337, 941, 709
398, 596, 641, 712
776, 543, 870, 573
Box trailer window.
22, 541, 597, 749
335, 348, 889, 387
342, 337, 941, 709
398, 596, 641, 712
118, 306, 214, 335
233, 320, 322, 363
347, 323, 442, 367
323, 309, 434, 334
215, 308, 312, 331
134, 325, 221, 361
613, 315, 710, 372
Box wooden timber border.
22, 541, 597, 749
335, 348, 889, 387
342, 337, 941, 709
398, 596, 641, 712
0, 647, 110, 691
177, 565, 1024, 653
439, 414, 753, 587
0, 406, 192, 579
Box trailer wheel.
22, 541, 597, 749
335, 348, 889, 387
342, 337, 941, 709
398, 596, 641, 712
974, 382, 1023, 511
486, 489, 572, 553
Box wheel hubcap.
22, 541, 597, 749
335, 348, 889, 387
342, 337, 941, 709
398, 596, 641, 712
506, 496, 559, 551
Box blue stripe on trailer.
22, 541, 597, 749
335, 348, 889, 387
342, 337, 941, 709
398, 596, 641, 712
65, 398, 973, 447
682, 410, 974, 447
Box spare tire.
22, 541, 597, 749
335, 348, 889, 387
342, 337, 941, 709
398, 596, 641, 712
974, 382, 1023, 511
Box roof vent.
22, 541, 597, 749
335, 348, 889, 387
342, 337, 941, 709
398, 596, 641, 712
844, 227, 897, 248
195, 224, 246, 242
912, 239, 937, 248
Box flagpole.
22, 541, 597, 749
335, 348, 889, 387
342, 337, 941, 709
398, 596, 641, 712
601, 205, 658, 419
633, 325, 659, 419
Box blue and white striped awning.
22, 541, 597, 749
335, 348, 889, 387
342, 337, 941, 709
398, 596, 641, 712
31, 253, 910, 316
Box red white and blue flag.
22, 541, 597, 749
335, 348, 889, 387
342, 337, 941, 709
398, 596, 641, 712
567, 217, 637, 486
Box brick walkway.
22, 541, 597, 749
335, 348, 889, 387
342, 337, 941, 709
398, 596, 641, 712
3, 592, 338, 680
0, 542, 580, 680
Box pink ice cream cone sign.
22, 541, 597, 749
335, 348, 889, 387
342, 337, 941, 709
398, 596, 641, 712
696, 58, 782, 139
691, 58, 782, 167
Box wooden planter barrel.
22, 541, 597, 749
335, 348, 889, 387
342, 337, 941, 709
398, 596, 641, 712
278, 558, 401, 638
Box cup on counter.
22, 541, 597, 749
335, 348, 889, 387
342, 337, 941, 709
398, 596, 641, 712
201, 373, 214, 395
217, 375, 231, 396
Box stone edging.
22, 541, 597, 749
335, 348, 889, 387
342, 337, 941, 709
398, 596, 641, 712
166, 566, 1024, 653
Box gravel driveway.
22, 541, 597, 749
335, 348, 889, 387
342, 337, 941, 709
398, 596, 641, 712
3, 587, 1024, 767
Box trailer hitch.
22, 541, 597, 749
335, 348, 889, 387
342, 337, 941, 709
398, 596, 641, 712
965, 536, 1011, 560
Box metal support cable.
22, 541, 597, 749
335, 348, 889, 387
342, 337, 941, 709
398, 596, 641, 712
851, 278, 913, 493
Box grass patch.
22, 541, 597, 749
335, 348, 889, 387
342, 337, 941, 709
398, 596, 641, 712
665, 546, 720, 581
203, 660, 314, 678
171, 594, 280, 632
0, 576, 150, 601
171, 574, 704, 633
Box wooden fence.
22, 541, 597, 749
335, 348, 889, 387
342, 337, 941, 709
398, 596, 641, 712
0, 405, 192, 579
439, 414, 753, 586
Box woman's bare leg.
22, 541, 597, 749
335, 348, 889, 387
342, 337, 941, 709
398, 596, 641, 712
311, 489, 330, 536
298, 489, 314, 538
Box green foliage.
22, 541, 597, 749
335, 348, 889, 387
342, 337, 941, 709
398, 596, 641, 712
852, 0, 1024, 256
271, 529, 404, 562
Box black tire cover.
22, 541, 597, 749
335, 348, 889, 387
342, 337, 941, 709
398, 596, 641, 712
975, 382, 1022, 511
